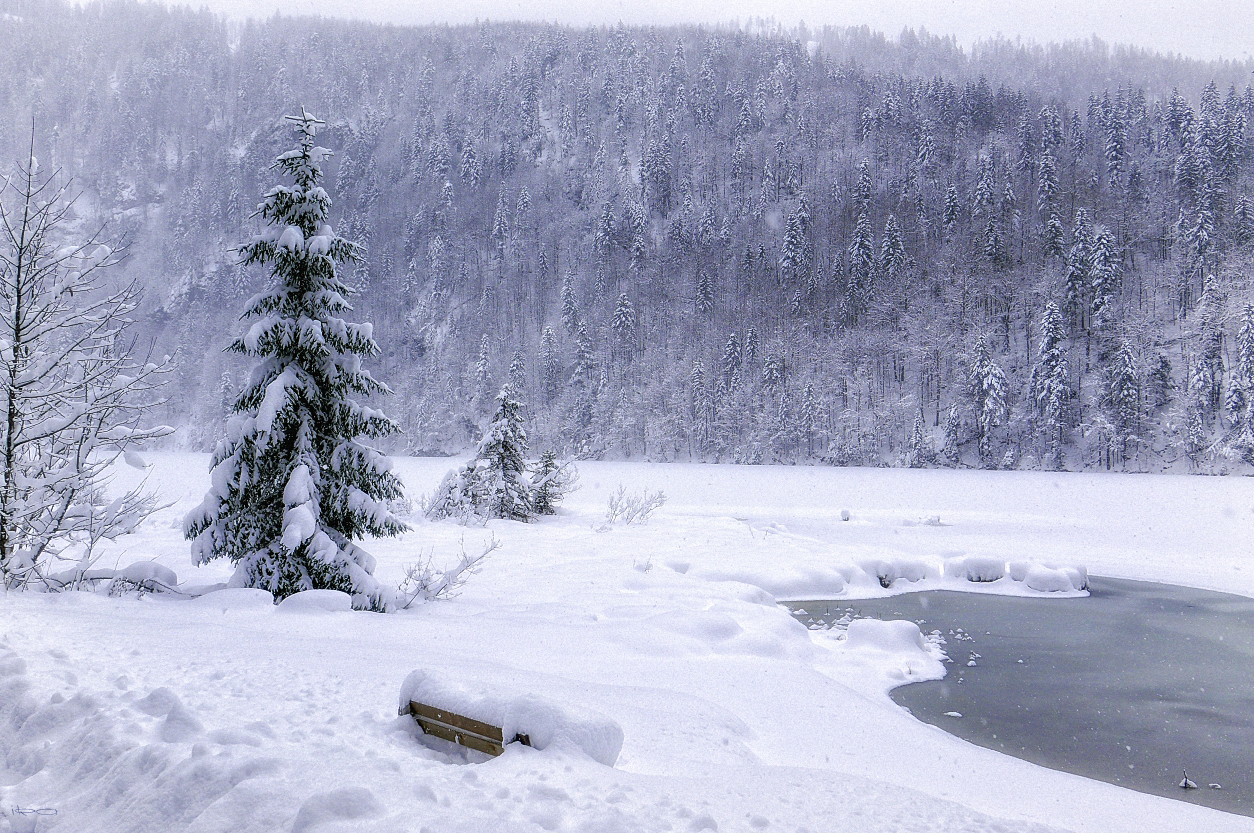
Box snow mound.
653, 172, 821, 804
399, 669, 624, 766
1023, 565, 1074, 593
830, 619, 947, 687
945, 555, 1005, 583
118, 561, 179, 589
844, 618, 927, 653
291, 786, 383, 833
275, 589, 353, 613
188, 587, 275, 611
857, 558, 935, 588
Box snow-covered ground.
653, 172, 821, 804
3, 454, 1253, 833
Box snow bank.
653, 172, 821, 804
945, 555, 1006, 583
275, 589, 353, 612
118, 561, 179, 589
398, 669, 624, 766
188, 587, 275, 611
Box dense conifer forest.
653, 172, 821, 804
6, 0, 1254, 471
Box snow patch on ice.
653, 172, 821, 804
844, 618, 928, 653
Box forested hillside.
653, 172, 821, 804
5, 0, 1254, 471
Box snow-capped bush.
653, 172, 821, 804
945, 556, 1006, 583
604, 485, 667, 525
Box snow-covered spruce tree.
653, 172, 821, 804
1028, 301, 1071, 469
1104, 339, 1141, 465
0, 148, 171, 589
427, 385, 533, 522
184, 110, 405, 608
531, 450, 577, 515
477, 385, 533, 521
940, 403, 962, 467
969, 337, 1008, 465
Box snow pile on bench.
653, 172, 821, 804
398, 669, 624, 766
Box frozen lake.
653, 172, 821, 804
789, 577, 1254, 817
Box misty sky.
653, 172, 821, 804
186, 0, 1250, 62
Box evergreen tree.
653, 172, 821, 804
1193, 277, 1226, 421
695, 269, 715, 317
560, 271, 579, 333
509, 348, 527, 393
1043, 212, 1065, 261
473, 333, 492, 411
1064, 210, 1094, 331
940, 403, 962, 467
1090, 228, 1120, 337
612, 293, 636, 349
1028, 301, 1070, 468
969, 337, 1008, 464
762, 352, 786, 389
1145, 354, 1176, 409
531, 450, 576, 515
185, 110, 405, 607
907, 408, 930, 468
879, 214, 907, 287
1037, 150, 1059, 214
721, 333, 743, 391
690, 360, 711, 456
1105, 339, 1141, 463
846, 211, 876, 322
942, 185, 960, 231
1233, 304, 1254, 423
779, 200, 810, 284
477, 385, 532, 521
538, 327, 559, 405
798, 382, 820, 457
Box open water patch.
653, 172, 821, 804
788, 577, 1254, 817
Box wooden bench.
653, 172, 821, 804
401, 700, 531, 757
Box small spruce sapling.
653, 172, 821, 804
531, 450, 578, 515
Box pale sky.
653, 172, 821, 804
183, 0, 1251, 62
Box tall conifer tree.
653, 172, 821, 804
185, 110, 405, 607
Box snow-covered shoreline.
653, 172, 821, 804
2, 453, 1252, 832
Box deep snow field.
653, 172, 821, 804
3, 453, 1254, 833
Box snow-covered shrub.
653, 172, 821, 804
945, 555, 1006, 582
0, 151, 172, 591
425, 464, 489, 523
860, 558, 932, 588
395, 536, 499, 608
604, 485, 666, 525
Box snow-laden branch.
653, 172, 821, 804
0, 150, 174, 591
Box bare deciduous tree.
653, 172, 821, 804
0, 143, 172, 590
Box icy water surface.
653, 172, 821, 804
788, 578, 1254, 817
